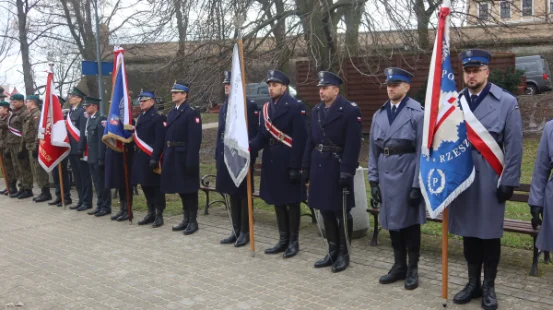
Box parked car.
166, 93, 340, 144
246, 83, 298, 109
515, 55, 552, 95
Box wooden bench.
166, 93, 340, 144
366, 183, 550, 276
200, 164, 316, 223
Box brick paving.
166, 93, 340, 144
0, 193, 552, 310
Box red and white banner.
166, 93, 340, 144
38, 67, 71, 172
133, 131, 161, 173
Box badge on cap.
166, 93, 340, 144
466, 50, 473, 57
319, 72, 324, 78
269, 70, 274, 77
387, 68, 394, 79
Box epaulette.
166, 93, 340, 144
350, 102, 358, 107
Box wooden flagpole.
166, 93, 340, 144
123, 146, 133, 223
58, 164, 66, 209
237, 38, 255, 257
442, 207, 449, 307
0, 153, 10, 196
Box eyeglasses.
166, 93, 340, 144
463, 68, 489, 75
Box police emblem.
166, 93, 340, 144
269, 70, 274, 77
466, 50, 473, 57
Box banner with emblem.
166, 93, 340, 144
38, 66, 71, 172
223, 43, 250, 187
419, 0, 474, 219
102, 46, 133, 151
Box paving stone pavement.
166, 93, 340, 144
1, 194, 552, 310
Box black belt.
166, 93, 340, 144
316, 144, 343, 153
268, 138, 281, 146
167, 141, 186, 147
381, 146, 416, 157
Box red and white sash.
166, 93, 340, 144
7, 113, 22, 137
66, 112, 80, 142
133, 131, 162, 173
263, 103, 292, 148
459, 95, 504, 177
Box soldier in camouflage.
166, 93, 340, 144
7, 94, 33, 199
22, 95, 52, 202
0, 88, 17, 195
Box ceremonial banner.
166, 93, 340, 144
38, 67, 71, 172
223, 44, 250, 187
419, 1, 474, 219
102, 46, 133, 151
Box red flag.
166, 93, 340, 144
38, 68, 71, 172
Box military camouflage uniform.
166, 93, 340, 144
0, 112, 16, 186
21, 107, 49, 189
7, 106, 32, 193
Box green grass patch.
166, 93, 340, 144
201, 113, 219, 124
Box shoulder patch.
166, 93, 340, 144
195, 117, 200, 124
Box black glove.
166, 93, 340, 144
530, 205, 543, 229
496, 185, 514, 203
370, 181, 382, 205
149, 159, 159, 169
408, 188, 422, 208
288, 169, 300, 184
17, 149, 26, 159
338, 173, 353, 190
98, 160, 105, 168
301, 169, 310, 184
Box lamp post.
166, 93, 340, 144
94, 0, 105, 114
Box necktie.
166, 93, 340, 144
470, 94, 478, 111
392, 105, 397, 114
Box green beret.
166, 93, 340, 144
0, 101, 9, 107
10, 94, 24, 101
27, 94, 40, 101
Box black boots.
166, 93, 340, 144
183, 208, 198, 235
265, 205, 289, 255
234, 199, 249, 247
482, 265, 498, 310
115, 200, 129, 221
152, 205, 164, 228
314, 214, 339, 268
17, 189, 33, 199
380, 248, 407, 284
34, 187, 52, 203
111, 204, 125, 220
332, 214, 352, 273
405, 249, 420, 290
284, 204, 300, 258
221, 197, 241, 244
138, 203, 156, 225
453, 264, 482, 304
9, 181, 20, 198
172, 209, 189, 231
49, 197, 62, 206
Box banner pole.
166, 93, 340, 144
442, 207, 449, 307
0, 152, 10, 196
58, 164, 66, 209
123, 146, 133, 223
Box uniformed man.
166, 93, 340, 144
0, 88, 17, 196
131, 90, 166, 227
449, 50, 522, 310
217, 71, 259, 246
78, 97, 109, 215
302, 71, 361, 272
529, 120, 553, 255
368, 68, 425, 288
48, 97, 72, 207
250, 70, 307, 258
22, 95, 51, 202
7, 94, 33, 199
67, 87, 93, 210
161, 81, 202, 235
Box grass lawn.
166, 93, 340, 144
113, 135, 544, 251
200, 113, 219, 124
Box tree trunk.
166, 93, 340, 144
16, 0, 34, 94
174, 0, 189, 72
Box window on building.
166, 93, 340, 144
550, 0, 553, 13
500, 1, 511, 18
522, 0, 533, 17
479, 3, 490, 21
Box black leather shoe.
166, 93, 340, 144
404, 267, 419, 290
49, 198, 61, 206
138, 213, 155, 225
17, 189, 33, 199
183, 221, 199, 235
283, 238, 299, 258
234, 232, 249, 247
58, 198, 72, 207
264, 236, 289, 254
111, 210, 124, 220
87, 208, 101, 215
116, 212, 129, 221
10, 189, 22, 198
152, 214, 164, 228
453, 264, 482, 304
35, 190, 52, 203
95, 209, 111, 217
221, 232, 238, 244
70, 201, 83, 210
77, 204, 92, 211
173, 210, 189, 231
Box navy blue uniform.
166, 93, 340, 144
131, 107, 166, 187
249, 92, 307, 205
68, 104, 92, 208
303, 95, 362, 212
160, 102, 202, 194
215, 98, 259, 198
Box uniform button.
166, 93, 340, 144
318, 164, 321, 167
